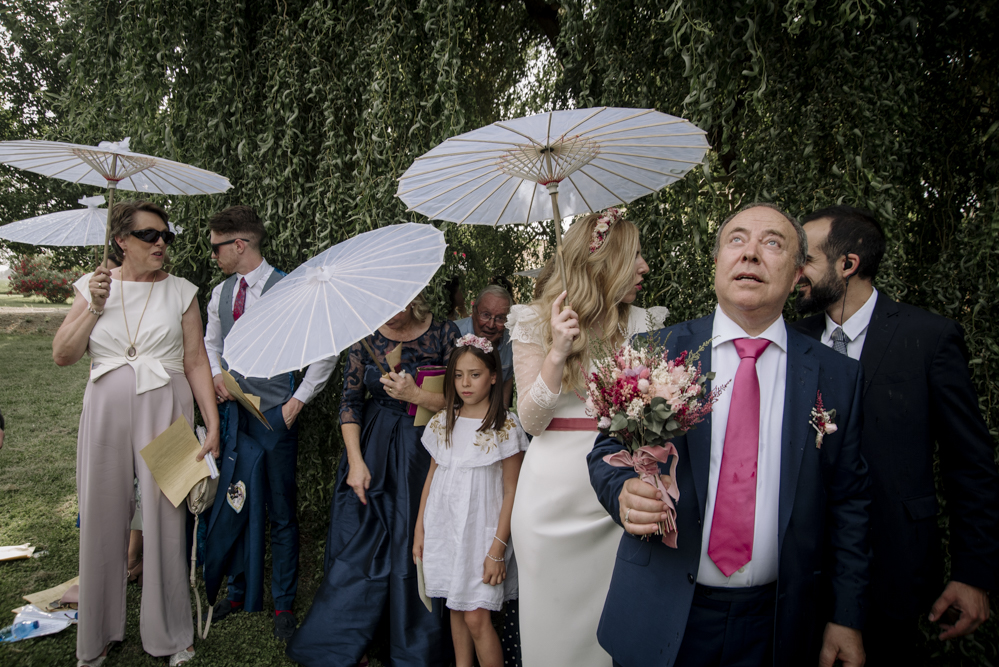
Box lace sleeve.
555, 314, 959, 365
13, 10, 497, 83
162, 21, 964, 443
510, 305, 561, 436
338, 340, 368, 426
438, 319, 460, 363
627, 305, 671, 337
644, 306, 670, 331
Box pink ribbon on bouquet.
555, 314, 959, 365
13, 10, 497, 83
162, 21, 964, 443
603, 444, 680, 548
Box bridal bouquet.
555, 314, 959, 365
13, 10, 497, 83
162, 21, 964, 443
584, 337, 725, 547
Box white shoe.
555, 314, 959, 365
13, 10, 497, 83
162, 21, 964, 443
77, 644, 109, 666
169, 648, 195, 666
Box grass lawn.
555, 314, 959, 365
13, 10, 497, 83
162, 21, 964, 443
0, 279, 73, 309
0, 293, 73, 308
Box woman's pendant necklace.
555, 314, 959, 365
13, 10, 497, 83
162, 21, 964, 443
121, 278, 156, 360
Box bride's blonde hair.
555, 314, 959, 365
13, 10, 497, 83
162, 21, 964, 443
532, 211, 641, 392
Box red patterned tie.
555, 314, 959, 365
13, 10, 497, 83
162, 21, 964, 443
232, 277, 248, 321
708, 337, 771, 577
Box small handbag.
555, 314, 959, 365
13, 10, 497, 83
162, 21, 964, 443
187, 426, 219, 639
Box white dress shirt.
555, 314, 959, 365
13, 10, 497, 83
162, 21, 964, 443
820, 288, 879, 361
697, 305, 786, 587
204, 258, 335, 404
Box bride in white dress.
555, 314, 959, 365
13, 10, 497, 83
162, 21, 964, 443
508, 210, 667, 667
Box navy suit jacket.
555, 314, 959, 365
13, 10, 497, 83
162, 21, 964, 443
587, 313, 871, 666
794, 294, 999, 619
204, 401, 267, 610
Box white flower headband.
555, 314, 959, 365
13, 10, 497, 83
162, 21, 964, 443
589, 208, 625, 253
455, 333, 494, 354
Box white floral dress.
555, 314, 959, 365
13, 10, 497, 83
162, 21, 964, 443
421, 412, 529, 611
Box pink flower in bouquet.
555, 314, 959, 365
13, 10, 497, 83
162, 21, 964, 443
652, 381, 681, 404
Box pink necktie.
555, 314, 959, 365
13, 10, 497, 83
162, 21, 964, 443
233, 277, 248, 321
708, 337, 771, 577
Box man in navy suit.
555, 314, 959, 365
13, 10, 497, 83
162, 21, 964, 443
203, 206, 335, 639
793, 205, 999, 665
588, 203, 871, 666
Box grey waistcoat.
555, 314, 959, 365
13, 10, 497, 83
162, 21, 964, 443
219, 269, 294, 413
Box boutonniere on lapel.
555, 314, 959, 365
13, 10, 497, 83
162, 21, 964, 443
583, 336, 728, 547
810, 391, 838, 448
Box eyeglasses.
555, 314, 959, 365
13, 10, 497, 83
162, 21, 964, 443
475, 309, 508, 326
129, 229, 176, 245
211, 238, 250, 254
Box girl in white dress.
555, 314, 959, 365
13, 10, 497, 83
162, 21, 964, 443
414, 333, 528, 667
507, 209, 668, 667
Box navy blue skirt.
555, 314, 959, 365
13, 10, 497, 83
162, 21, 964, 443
287, 399, 447, 667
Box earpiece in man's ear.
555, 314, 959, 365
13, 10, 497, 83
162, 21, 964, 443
844, 259, 853, 270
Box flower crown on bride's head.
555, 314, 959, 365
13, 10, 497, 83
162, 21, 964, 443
455, 333, 494, 354
589, 208, 625, 254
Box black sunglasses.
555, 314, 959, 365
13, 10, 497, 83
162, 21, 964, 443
129, 229, 176, 245
211, 238, 250, 254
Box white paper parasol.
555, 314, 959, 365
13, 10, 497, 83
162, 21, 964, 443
223, 223, 446, 379
0, 196, 109, 246
0, 137, 230, 262
397, 107, 709, 289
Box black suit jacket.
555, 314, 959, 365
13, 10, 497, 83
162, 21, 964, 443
794, 293, 999, 619
588, 314, 871, 666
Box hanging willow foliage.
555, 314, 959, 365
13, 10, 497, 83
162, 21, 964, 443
49, 0, 554, 521
554, 2, 998, 661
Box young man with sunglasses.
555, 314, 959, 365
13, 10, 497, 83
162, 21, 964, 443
202, 205, 335, 640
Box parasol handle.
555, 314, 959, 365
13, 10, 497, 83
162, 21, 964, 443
101, 154, 119, 269
546, 183, 569, 298
361, 338, 389, 375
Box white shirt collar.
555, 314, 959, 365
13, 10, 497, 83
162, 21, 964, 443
237, 258, 272, 288
712, 304, 787, 352
824, 287, 878, 342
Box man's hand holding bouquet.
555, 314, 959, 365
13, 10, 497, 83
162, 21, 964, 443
584, 333, 726, 547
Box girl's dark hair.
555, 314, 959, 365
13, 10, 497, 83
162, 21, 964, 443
443, 345, 506, 448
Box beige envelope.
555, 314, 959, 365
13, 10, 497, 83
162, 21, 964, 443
0, 543, 35, 561
414, 374, 446, 427
220, 368, 271, 429
139, 417, 211, 508
415, 557, 433, 612
21, 576, 80, 612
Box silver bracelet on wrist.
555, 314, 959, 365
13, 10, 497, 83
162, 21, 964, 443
485, 553, 505, 562
493, 535, 508, 547
88, 305, 104, 317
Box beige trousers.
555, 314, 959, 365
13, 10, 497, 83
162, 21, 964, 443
76, 366, 193, 661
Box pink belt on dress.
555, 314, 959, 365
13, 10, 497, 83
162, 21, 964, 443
546, 417, 599, 431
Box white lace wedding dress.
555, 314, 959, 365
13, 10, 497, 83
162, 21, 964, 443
508, 304, 668, 667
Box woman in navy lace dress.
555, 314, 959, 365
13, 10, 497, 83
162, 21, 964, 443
288, 294, 459, 667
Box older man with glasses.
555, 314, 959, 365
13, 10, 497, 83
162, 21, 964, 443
454, 284, 514, 407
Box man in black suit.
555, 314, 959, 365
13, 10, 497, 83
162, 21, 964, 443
793, 205, 999, 665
